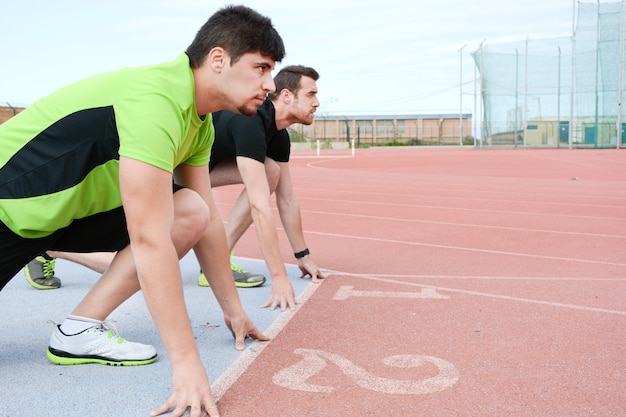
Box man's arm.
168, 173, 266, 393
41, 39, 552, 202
235, 156, 297, 310
120, 159, 266, 417
173, 163, 269, 344
119, 157, 212, 417
274, 161, 325, 283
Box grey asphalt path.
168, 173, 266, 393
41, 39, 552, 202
0, 253, 310, 416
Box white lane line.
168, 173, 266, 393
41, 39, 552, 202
305, 231, 626, 267
211, 278, 322, 400
325, 270, 626, 316
327, 273, 626, 281
299, 209, 626, 240
332, 285, 449, 300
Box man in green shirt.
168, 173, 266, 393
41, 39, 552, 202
27, 67, 327, 314
0, 5, 284, 417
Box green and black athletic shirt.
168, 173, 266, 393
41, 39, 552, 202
0, 53, 213, 239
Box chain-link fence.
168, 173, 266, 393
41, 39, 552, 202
472, 1, 625, 148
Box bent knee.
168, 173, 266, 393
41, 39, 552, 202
173, 189, 210, 234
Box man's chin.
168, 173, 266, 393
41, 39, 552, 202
237, 105, 258, 117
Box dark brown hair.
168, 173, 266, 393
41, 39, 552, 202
269, 65, 319, 100
186, 5, 285, 68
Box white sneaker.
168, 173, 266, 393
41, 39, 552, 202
47, 321, 157, 366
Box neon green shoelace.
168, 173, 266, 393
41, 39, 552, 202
230, 260, 246, 273
42, 259, 56, 278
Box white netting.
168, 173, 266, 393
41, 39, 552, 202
472, 1, 625, 148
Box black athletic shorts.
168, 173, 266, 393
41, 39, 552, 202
0, 183, 185, 291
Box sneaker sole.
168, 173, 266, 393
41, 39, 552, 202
234, 278, 266, 288
47, 347, 157, 366
24, 274, 61, 290
198, 276, 266, 288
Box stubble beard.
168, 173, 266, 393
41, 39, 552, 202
237, 103, 258, 117
302, 113, 315, 126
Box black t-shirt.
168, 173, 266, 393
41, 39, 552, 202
209, 99, 290, 171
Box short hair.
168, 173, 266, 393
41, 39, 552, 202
186, 5, 285, 68
269, 65, 319, 100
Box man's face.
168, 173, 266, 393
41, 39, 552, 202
289, 76, 319, 125
224, 52, 276, 116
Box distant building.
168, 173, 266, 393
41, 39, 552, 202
1, 105, 472, 146
291, 113, 472, 146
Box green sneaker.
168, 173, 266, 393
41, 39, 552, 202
198, 258, 266, 288
24, 256, 61, 290
230, 259, 266, 288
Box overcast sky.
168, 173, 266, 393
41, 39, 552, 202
1, 0, 577, 115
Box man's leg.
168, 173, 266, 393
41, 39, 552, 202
23, 251, 114, 290
48, 251, 115, 274
47, 188, 209, 366
200, 160, 280, 287
212, 159, 280, 249
0, 222, 53, 292
46, 245, 159, 366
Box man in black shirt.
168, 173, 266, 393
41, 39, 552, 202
202, 65, 325, 311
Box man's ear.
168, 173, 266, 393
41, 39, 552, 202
280, 88, 293, 103
207, 47, 229, 72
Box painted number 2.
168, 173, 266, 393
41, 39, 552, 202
273, 348, 459, 394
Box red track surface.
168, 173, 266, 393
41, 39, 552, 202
211, 147, 626, 417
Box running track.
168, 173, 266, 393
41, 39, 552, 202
212, 147, 626, 417
1, 147, 624, 416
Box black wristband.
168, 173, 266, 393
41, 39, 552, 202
294, 248, 310, 259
